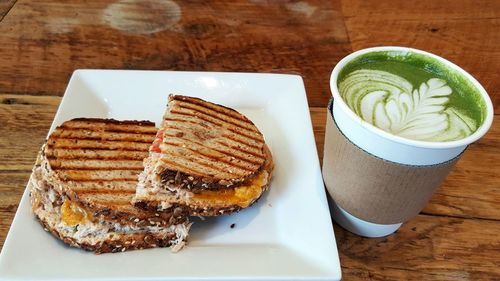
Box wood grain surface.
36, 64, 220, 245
0, 1, 499, 280
334, 215, 500, 280
0, 0, 16, 21
0, 0, 350, 106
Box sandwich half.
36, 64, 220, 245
133, 95, 274, 216
29, 118, 190, 254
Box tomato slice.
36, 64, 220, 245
150, 129, 164, 153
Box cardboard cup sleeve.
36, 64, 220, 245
322, 101, 462, 225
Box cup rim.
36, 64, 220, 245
330, 46, 494, 149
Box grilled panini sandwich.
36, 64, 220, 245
29, 118, 190, 254
133, 95, 274, 216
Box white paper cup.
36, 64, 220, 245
326, 46, 494, 237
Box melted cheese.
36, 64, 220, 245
60, 200, 92, 226
192, 171, 268, 208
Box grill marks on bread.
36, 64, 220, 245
161, 136, 260, 171
158, 96, 266, 185
44, 118, 179, 222
46, 149, 148, 161
47, 138, 152, 151
56, 169, 140, 181
46, 118, 152, 183
47, 119, 155, 170
50, 129, 154, 143
48, 159, 144, 170
58, 118, 158, 134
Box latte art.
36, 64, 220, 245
338, 69, 477, 142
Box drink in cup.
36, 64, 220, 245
323, 46, 493, 237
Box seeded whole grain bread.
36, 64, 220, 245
30, 176, 188, 254
135, 145, 274, 216
29, 118, 190, 253
153, 95, 268, 190
35, 216, 179, 254
133, 95, 274, 216
43, 118, 188, 226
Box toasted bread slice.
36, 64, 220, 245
30, 118, 190, 253
135, 144, 273, 216
30, 168, 189, 254
134, 95, 274, 216
150, 95, 268, 190
43, 118, 187, 227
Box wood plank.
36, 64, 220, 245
310, 107, 326, 165
0, 170, 26, 250
343, 17, 500, 113
0, 94, 59, 170
0, 0, 350, 107
0, 0, 16, 22
342, 0, 500, 19
310, 107, 500, 220
334, 215, 500, 280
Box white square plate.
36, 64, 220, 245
0, 70, 341, 281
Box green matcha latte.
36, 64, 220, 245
337, 51, 487, 142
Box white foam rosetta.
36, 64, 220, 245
338, 69, 477, 141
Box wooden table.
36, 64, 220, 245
1, 1, 499, 279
